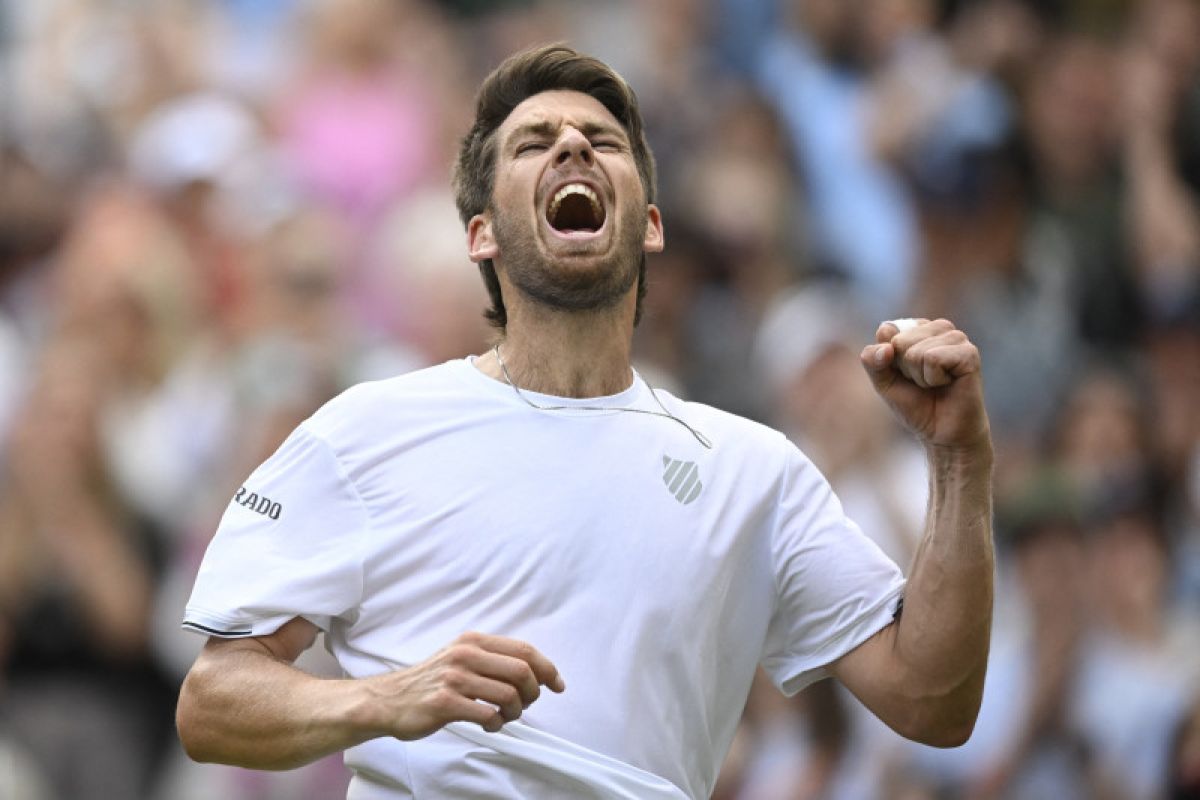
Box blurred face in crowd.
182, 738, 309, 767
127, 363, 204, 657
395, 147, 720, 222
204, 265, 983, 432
1026, 38, 1117, 190
309, 0, 405, 71
783, 343, 892, 472
683, 93, 794, 265
1088, 512, 1169, 641
1015, 522, 1086, 616
1056, 370, 1148, 484
468, 90, 663, 315
860, 0, 934, 62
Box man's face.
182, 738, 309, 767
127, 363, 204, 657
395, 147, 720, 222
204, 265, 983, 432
467, 90, 663, 315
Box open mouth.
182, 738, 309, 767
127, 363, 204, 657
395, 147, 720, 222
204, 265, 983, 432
546, 182, 606, 234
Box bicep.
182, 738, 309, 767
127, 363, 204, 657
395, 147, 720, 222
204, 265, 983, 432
827, 620, 930, 742
828, 620, 969, 746
827, 620, 903, 710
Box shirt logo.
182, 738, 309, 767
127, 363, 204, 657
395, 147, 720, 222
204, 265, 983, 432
233, 486, 282, 520
662, 455, 703, 505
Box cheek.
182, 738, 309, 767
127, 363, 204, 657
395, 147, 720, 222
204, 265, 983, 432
620, 165, 649, 204
494, 163, 536, 203
597, 154, 641, 194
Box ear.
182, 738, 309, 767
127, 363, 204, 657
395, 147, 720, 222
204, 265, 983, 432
643, 204, 664, 254
467, 214, 498, 263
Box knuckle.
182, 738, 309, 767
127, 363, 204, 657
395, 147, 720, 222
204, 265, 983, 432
447, 644, 476, 666
430, 687, 457, 711
442, 667, 466, 691
516, 663, 537, 686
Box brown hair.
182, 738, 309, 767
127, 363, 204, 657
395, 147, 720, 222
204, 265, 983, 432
452, 44, 658, 330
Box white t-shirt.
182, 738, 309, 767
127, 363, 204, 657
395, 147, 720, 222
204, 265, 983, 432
184, 358, 905, 799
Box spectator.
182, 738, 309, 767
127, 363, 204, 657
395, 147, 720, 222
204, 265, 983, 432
755, 0, 921, 320
1073, 475, 1200, 800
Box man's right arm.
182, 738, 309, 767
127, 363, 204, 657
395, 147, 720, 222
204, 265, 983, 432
176, 617, 566, 770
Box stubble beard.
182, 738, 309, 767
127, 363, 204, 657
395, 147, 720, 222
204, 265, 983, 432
490, 197, 645, 315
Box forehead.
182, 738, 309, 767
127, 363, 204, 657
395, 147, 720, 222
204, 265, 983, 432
498, 89, 625, 140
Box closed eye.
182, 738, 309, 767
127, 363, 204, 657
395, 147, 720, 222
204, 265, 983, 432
593, 140, 623, 152
517, 142, 549, 155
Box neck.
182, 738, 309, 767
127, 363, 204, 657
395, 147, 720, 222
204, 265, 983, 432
478, 298, 636, 398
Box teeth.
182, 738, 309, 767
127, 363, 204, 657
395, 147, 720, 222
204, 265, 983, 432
548, 183, 603, 223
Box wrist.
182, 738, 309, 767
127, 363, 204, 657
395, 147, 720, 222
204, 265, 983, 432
925, 435, 994, 473
342, 677, 391, 740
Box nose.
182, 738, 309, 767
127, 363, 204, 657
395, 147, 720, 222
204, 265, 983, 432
552, 127, 594, 168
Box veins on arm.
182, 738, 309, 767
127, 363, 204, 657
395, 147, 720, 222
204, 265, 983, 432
830, 444, 994, 747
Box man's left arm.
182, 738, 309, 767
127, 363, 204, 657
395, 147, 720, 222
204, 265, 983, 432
829, 318, 994, 748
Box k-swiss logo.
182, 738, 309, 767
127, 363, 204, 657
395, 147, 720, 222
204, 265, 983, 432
661, 455, 703, 505
233, 487, 282, 520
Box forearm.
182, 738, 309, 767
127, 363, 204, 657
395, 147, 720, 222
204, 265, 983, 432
893, 442, 995, 734
177, 646, 377, 770
178, 625, 566, 769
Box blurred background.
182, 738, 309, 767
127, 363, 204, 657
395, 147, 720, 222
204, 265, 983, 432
0, 0, 1197, 798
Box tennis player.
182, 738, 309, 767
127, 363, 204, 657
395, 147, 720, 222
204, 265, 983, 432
176, 45, 994, 799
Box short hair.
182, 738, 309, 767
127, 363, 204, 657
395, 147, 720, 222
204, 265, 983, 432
452, 44, 658, 330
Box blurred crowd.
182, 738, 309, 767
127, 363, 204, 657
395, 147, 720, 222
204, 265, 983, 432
0, 0, 1197, 798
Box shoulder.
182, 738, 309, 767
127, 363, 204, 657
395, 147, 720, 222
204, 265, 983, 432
299, 360, 468, 446
650, 385, 798, 464
648, 385, 836, 499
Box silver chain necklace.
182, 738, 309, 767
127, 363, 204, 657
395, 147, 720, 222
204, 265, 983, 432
493, 345, 713, 449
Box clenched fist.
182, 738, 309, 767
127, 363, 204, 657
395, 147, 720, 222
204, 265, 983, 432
860, 318, 990, 452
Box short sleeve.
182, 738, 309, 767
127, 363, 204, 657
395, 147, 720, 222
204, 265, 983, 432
761, 443, 906, 695
183, 425, 367, 638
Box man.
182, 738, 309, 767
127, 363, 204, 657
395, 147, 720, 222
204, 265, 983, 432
176, 45, 994, 799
